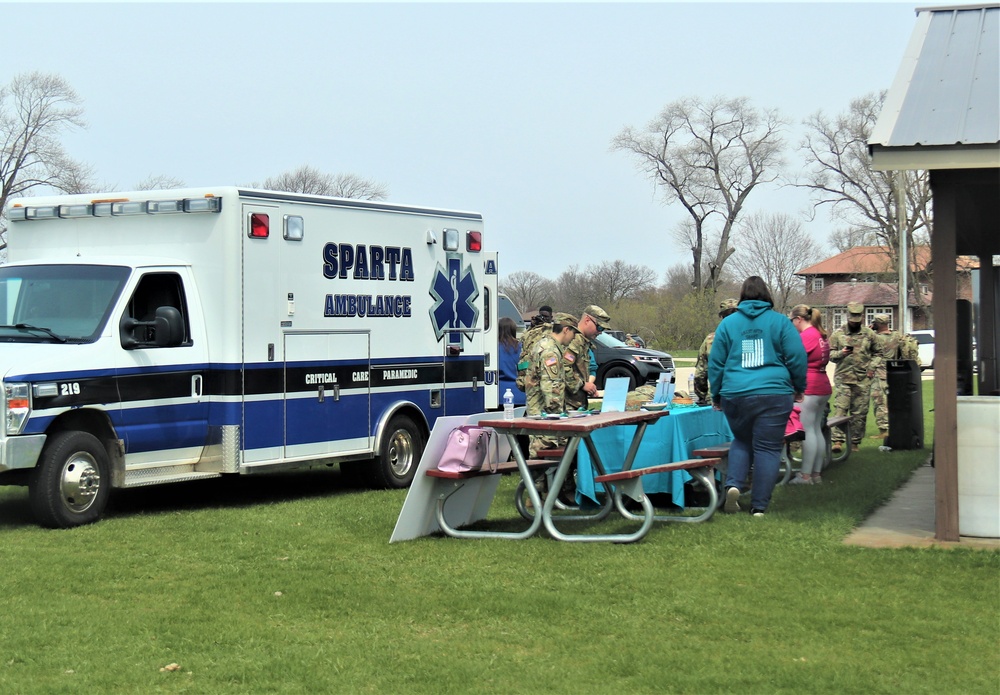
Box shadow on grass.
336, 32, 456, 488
107, 466, 374, 520
0, 464, 376, 528
0, 488, 33, 529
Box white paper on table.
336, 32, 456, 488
653, 372, 670, 403
601, 377, 629, 412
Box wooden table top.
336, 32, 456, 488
487, 409, 668, 434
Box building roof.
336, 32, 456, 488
869, 3, 1000, 170
805, 281, 929, 309
795, 246, 978, 276
797, 246, 925, 275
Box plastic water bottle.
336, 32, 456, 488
503, 389, 514, 420
688, 373, 696, 402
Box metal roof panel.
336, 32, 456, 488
871, 4, 999, 149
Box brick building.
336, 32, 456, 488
795, 245, 977, 331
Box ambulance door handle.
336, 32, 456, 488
191, 374, 203, 398
318, 385, 325, 403
333, 384, 341, 402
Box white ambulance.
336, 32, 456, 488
1, 187, 502, 527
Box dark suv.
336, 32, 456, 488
591, 332, 674, 391
605, 329, 645, 347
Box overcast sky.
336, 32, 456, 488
5, 1, 924, 280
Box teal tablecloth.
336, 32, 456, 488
577, 406, 733, 507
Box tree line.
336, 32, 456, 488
501, 92, 932, 349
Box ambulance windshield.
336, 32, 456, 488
0, 264, 130, 343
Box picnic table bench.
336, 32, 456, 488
594, 457, 721, 524
780, 413, 852, 483
425, 458, 556, 480
688, 411, 851, 490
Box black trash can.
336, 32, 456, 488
885, 359, 923, 449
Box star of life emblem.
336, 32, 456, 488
429, 254, 479, 345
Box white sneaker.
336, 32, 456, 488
724, 487, 741, 513
812, 474, 823, 485
788, 474, 812, 485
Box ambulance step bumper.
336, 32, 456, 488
121, 470, 222, 488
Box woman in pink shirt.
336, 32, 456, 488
789, 304, 831, 484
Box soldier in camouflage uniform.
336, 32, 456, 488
901, 333, 921, 365
828, 302, 879, 452
693, 298, 739, 404
515, 306, 553, 392
525, 314, 582, 457
869, 314, 904, 439
565, 305, 612, 411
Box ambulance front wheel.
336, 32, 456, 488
369, 414, 423, 489
29, 431, 111, 528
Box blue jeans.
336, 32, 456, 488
721, 394, 795, 511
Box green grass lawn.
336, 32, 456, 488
1, 380, 996, 694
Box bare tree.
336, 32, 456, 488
728, 211, 817, 312
828, 225, 877, 253
549, 265, 603, 315
661, 262, 696, 298
612, 95, 786, 292
499, 270, 554, 314
0, 72, 88, 247
588, 260, 657, 305
48, 156, 97, 195
133, 174, 186, 191
253, 165, 388, 200
799, 91, 932, 304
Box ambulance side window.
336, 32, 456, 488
121, 273, 191, 348
484, 286, 492, 332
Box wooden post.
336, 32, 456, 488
929, 171, 959, 541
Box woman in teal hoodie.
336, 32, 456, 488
708, 276, 807, 516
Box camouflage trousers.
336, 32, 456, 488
526, 384, 567, 458
831, 378, 871, 446
870, 375, 889, 432
529, 434, 566, 458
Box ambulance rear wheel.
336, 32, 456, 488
29, 431, 110, 528
368, 415, 423, 489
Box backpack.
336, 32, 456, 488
901, 334, 921, 364
515, 323, 551, 391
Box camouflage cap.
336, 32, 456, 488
719, 298, 738, 315
874, 314, 891, 324
552, 313, 580, 331
583, 305, 611, 329
847, 301, 865, 316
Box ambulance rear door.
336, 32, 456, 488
483, 252, 500, 409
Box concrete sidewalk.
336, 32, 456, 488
844, 463, 1000, 550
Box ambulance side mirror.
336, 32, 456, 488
120, 306, 185, 348
153, 306, 185, 346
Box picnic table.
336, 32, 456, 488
392, 410, 719, 544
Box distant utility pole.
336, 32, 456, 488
896, 170, 909, 333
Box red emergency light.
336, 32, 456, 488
466, 231, 482, 252
249, 213, 269, 238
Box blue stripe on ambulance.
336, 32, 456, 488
19, 356, 485, 452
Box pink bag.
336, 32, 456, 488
785, 407, 804, 437
437, 426, 497, 473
